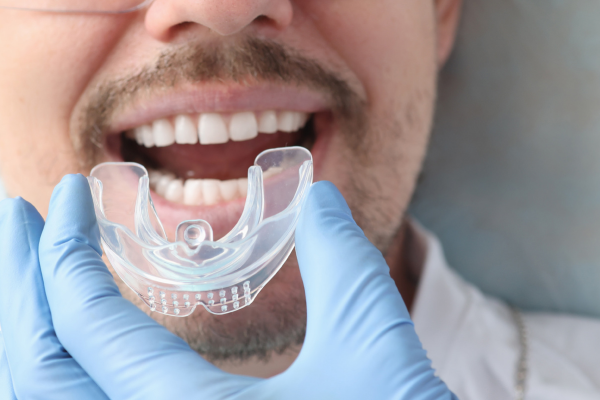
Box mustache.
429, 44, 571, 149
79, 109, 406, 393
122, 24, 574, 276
74, 37, 366, 169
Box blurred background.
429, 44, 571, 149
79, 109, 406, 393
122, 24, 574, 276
410, 0, 600, 318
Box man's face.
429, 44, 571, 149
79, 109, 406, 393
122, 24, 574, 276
0, 0, 459, 367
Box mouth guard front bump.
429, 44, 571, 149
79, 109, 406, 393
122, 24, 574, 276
88, 147, 313, 316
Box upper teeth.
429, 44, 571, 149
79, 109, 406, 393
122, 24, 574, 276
128, 110, 309, 148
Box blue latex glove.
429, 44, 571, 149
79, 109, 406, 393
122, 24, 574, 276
0, 175, 457, 400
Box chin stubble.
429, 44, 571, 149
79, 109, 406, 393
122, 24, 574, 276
87, 38, 430, 363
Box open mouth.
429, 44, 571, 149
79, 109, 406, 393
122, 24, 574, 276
104, 108, 319, 239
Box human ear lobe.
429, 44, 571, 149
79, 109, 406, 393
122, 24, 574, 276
435, 0, 462, 68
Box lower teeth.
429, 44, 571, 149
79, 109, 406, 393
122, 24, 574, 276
149, 169, 248, 206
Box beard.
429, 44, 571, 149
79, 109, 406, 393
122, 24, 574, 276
82, 37, 433, 362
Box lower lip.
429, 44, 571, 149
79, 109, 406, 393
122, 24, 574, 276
105, 113, 333, 241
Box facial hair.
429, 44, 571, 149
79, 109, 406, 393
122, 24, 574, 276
77, 37, 432, 362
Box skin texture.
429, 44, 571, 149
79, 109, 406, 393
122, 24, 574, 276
0, 0, 460, 377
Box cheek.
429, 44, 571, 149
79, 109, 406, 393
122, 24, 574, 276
0, 12, 130, 213
298, 0, 437, 111
298, 0, 437, 177
297, 0, 438, 243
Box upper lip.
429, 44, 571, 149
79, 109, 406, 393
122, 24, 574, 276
105, 81, 330, 136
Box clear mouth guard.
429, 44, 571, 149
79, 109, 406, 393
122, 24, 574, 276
88, 147, 313, 316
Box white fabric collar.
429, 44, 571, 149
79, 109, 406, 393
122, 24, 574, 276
410, 223, 600, 399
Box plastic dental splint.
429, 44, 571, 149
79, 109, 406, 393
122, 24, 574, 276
88, 147, 313, 316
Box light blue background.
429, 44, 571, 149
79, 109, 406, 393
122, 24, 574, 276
410, 0, 600, 318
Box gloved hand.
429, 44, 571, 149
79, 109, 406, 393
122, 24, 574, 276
0, 175, 457, 400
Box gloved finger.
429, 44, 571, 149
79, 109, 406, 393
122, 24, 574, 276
0, 331, 17, 400
292, 182, 449, 397
0, 198, 107, 399
295, 181, 412, 339
39, 175, 259, 400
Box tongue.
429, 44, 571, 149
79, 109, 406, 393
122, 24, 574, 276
122, 131, 303, 180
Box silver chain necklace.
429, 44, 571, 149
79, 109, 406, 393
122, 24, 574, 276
510, 306, 528, 400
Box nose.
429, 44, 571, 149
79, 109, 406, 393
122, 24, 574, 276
145, 0, 294, 40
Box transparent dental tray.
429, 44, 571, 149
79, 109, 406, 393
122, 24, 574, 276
88, 147, 313, 316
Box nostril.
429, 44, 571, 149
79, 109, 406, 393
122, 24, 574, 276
251, 14, 281, 31
157, 21, 198, 43
254, 15, 270, 23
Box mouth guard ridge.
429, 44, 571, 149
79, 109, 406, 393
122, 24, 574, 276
88, 146, 313, 316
